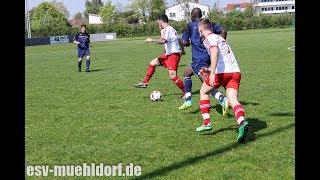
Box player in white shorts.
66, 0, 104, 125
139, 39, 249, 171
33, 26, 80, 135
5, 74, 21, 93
195, 18, 250, 143
134, 14, 185, 96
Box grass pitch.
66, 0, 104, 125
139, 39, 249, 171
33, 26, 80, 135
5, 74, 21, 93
25, 28, 295, 179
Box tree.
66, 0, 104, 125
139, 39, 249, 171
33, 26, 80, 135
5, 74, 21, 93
51, 0, 70, 18
74, 12, 83, 20
31, 2, 70, 35
149, 0, 166, 21
175, 0, 192, 21
100, 1, 116, 24
129, 0, 151, 22
84, 0, 104, 18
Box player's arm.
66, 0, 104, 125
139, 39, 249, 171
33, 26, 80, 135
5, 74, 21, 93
181, 24, 191, 47
73, 34, 80, 45
179, 38, 185, 55
213, 23, 227, 40
208, 46, 218, 87
88, 33, 92, 47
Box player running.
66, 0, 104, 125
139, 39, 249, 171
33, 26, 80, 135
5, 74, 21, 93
178, 8, 228, 116
73, 24, 91, 72
134, 15, 185, 96
196, 19, 250, 143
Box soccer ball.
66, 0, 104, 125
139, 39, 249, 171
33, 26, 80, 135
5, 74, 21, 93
150, 91, 161, 101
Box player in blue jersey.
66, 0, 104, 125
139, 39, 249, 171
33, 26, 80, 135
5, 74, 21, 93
73, 24, 91, 72
178, 8, 229, 116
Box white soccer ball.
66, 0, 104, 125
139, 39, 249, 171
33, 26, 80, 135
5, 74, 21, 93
150, 91, 161, 102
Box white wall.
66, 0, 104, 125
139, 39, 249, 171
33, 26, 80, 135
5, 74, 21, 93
89, 14, 103, 24
166, 2, 210, 21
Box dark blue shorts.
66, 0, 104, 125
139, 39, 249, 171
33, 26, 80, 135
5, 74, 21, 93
190, 58, 210, 75
78, 48, 90, 58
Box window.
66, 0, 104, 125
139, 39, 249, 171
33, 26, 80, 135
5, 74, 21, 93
276, 7, 278, 10
292, 6, 294, 9
170, 13, 176, 18
285, 6, 288, 10
202, 11, 206, 16
271, 7, 273, 11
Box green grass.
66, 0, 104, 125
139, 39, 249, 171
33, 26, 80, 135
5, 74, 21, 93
25, 28, 295, 179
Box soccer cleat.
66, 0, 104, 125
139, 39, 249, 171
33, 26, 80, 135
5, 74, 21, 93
86, 68, 90, 72
133, 82, 148, 88
78, 68, 81, 72
178, 100, 192, 110
221, 97, 229, 116
196, 123, 212, 132
237, 121, 250, 143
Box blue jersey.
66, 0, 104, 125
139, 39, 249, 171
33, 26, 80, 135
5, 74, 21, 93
181, 19, 223, 62
74, 32, 90, 49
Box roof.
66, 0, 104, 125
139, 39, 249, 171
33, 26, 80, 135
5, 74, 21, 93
166, 2, 210, 9
226, 3, 253, 11
68, 19, 86, 27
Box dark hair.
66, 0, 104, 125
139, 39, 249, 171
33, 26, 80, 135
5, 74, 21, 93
191, 8, 202, 19
157, 14, 169, 23
80, 24, 86, 28
198, 18, 212, 30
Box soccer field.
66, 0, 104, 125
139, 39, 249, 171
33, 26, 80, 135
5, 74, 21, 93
25, 28, 295, 179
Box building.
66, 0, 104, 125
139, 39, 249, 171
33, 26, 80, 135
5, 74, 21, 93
68, 19, 86, 27
253, 0, 295, 14
225, 3, 253, 13
165, 1, 210, 21
89, 14, 103, 24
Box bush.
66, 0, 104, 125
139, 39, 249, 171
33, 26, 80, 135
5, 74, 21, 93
28, 10, 294, 38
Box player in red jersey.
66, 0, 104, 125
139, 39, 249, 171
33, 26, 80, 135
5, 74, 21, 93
196, 19, 250, 143
134, 14, 185, 96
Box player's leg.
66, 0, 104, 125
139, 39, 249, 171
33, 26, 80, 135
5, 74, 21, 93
85, 49, 91, 72
196, 82, 214, 132
178, 66, 194, 110
163, 53, 185, 94
199, 67, 229, 116
168, 69, 185, 94
134, 58, 160, 88
225, 73, 250, 143
77, 48, 84, 72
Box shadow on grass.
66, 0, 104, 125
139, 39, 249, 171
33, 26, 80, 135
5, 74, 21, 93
239, 101, 260, 106
134, 122, 294, 180
200, 118, 267, 138
269, 112, 295, 117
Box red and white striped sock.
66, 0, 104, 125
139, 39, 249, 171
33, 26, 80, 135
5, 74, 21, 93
233, 104, 245, 125
143, 65, 155, 84
171, 76, 185, 93
199, 100, 211, 125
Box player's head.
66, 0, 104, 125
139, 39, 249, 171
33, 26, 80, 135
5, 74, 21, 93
80, 24, 87, 33
198, 18, 213, 37
157, 14, 169, 29
191, 8, 202, 21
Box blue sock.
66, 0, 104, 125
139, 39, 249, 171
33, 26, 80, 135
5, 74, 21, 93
86, 59, 90, 69
211, 90, 225, 104
184, 76, 192, 101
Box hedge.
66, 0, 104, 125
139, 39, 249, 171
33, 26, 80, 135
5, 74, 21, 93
27, 12, 294, 38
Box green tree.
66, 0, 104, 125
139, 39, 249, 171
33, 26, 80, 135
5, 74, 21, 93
51, 0, 70, 18
100, 1, 116, 24
129, 0, 151, 22
149, 0, 166, 21
74, 12, 83, 20
31, 2, 70, 35
84, 0, 104, 18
